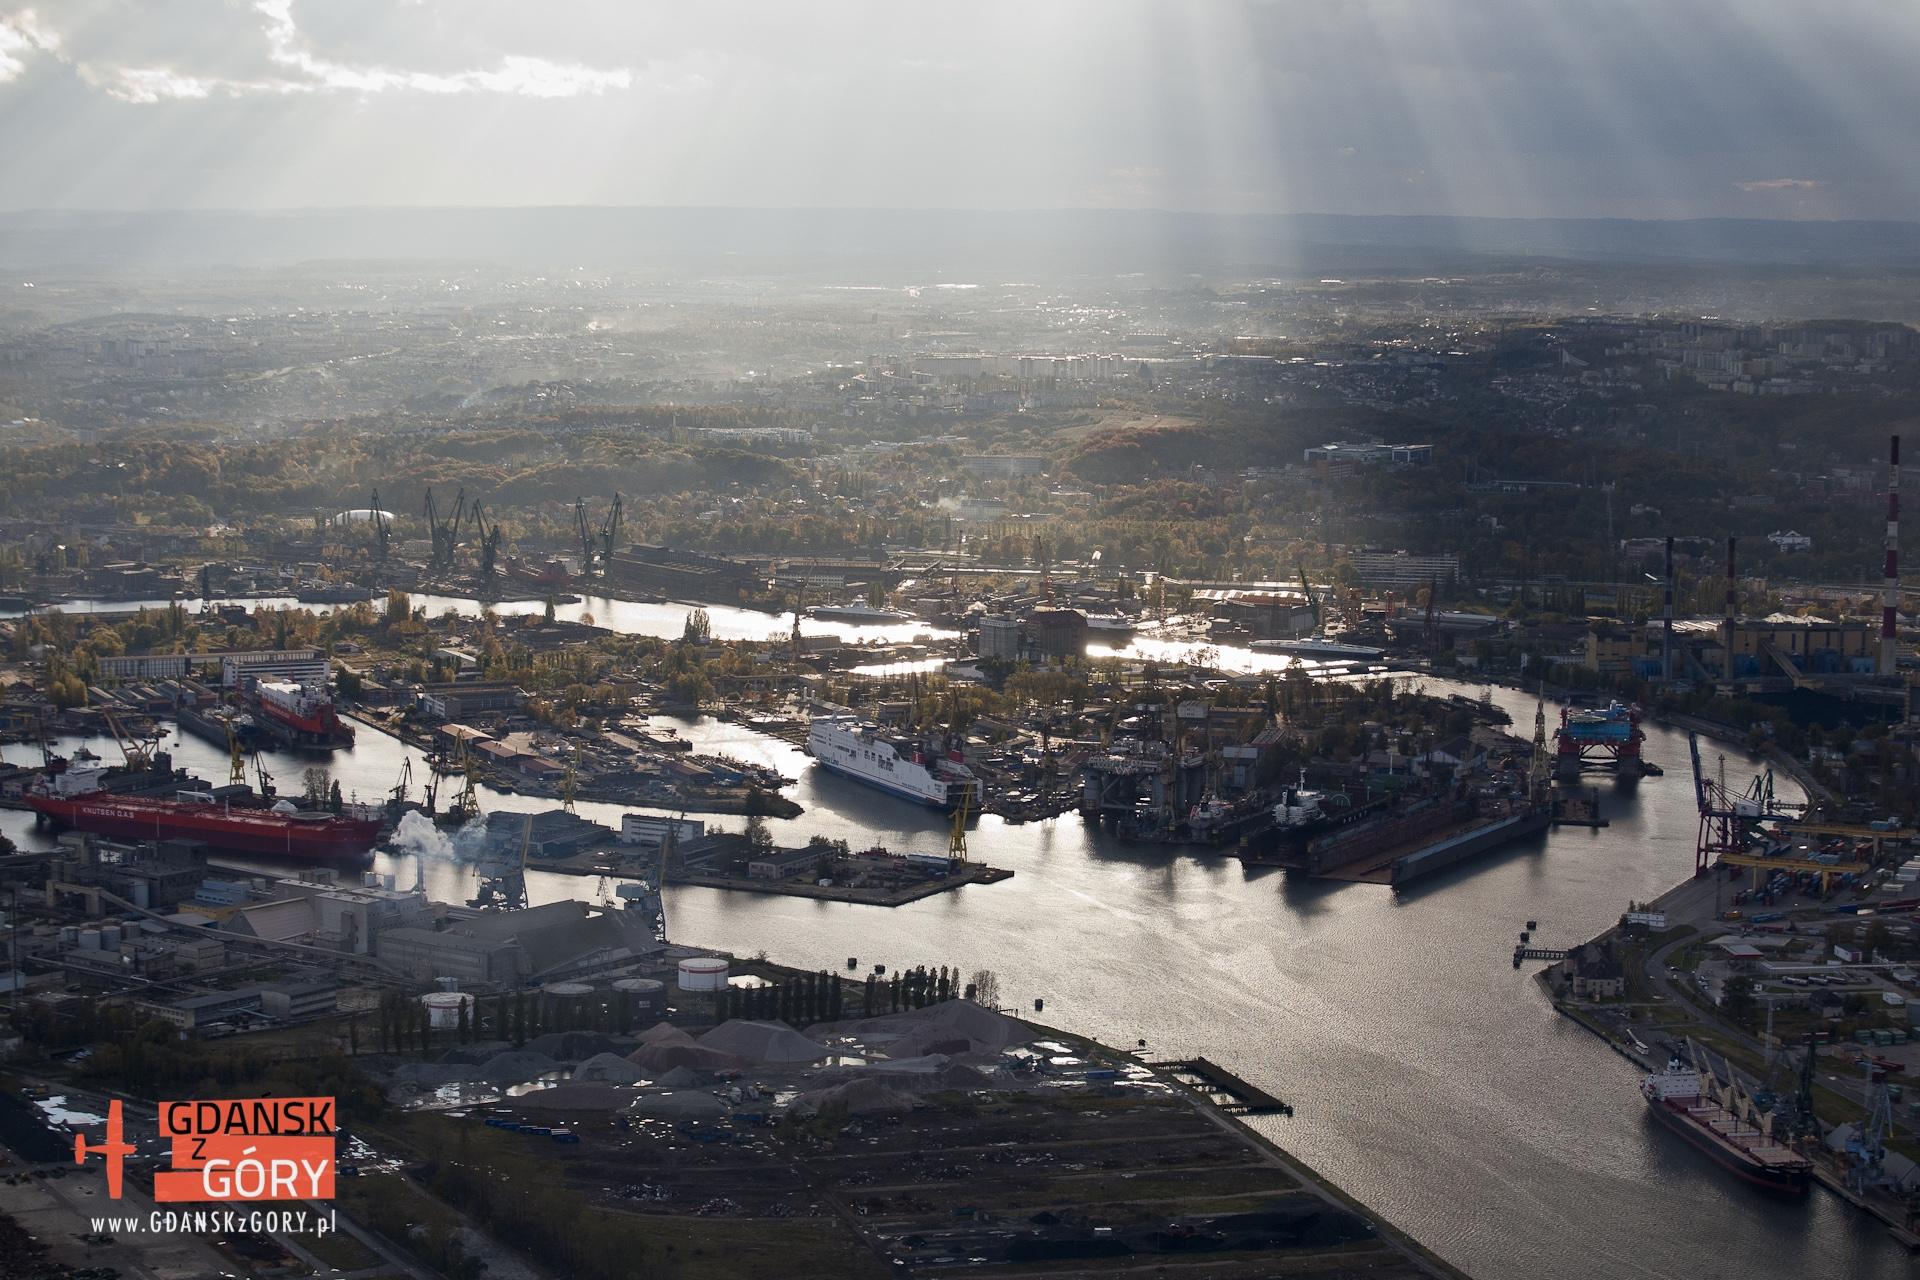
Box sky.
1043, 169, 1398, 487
2, 0, 1919, 221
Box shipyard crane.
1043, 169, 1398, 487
1297, 561, 1320, 626
1682, 732, 1865, 890
423, 486, 467, 573
225, 722, 247, 788
251, 747, 275, 801
574, 497, 596, 574
369, 488, 391, 562
598, 492, 623, 568
102, 710, 161, 772
468, 502, 502, 582
447, 742, 481, 825
1846, 1058, 1898, 1195
947, 785, 971, 862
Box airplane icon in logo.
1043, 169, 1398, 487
74, 1099, 135, 1199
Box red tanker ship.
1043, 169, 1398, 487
25, 765, 380, 862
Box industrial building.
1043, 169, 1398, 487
1585, 614, 1877, 683
374, 899, 668, 988
417, 682, 525, 720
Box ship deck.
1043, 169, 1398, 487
1679, 1104, 1809, 1168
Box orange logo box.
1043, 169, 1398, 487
152, 1097, 336, 1203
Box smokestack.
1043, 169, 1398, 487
1663, 536, 1675, 683
1884, 434, 1902, 676
1725, 536, 1737, 625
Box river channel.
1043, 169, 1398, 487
1, 591, 1903, 1280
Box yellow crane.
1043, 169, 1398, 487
947, 786, 971, 862
226, 722, 247, 788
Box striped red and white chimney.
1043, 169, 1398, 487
1884, 434, 1901, 676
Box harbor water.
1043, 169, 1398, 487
1, 593, 1906, 1280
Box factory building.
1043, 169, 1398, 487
1584, 615, 1876, 681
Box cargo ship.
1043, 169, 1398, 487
24, 763, 381, 861
253, 679, 355, 748
506, 556, 575, 589
1641, 1053, 1811, 1194
805, 603, 917, 625
1249, 637, 1384, 661
173, 700, 260, 749
807, 714, 979, 810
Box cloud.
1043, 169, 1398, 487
0, 9, 57, 83
1733, 177, 1824, 192
9, 0, 635, 103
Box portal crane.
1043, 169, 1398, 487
469, 502, 502, 581
575, 497, 595, 573
423, 486, 467, 573
598, 492, 623, 569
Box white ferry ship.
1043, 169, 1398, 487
807, 715, 979, 810
1249, 636, 1384, 661
805, 603, 917, 625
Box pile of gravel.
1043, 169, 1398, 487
526, 1031, 630, 1062
479, 1049, 560, 1087
572, 1052, 646, 1085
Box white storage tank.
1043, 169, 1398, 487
543, 982, 593, 999
77, 929, 102, 952
676, 957, 729, 991
419, 991, 475, 1030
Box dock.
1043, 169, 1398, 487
536, 846, 1014, 906
1150, 1056, 1295, 1116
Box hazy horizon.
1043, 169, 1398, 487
5, 1, 1920, 221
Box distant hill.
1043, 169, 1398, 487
5, 207, 1920, 274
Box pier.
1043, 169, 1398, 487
1151, 1056, 1295, 1116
